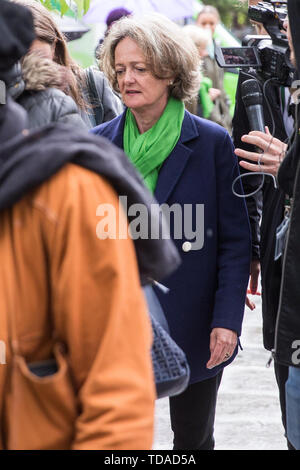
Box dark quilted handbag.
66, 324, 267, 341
144, 286, 190, 399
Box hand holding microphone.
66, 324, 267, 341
234, 79, 287, 311
235, 128, 287, 177
234, 78, 287, 177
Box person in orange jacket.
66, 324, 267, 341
0, 0, 180, 450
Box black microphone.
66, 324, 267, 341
241, 79, 265, 132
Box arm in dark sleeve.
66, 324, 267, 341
211, 132, 251, 336
54, 92, 88, 130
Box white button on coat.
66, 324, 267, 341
182, 241, 192, 252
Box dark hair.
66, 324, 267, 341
106, 8, 131, 28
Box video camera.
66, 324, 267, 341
215, 0, 295, 86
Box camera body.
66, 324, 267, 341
246, 0, 293, 85
215, 0, 295, 86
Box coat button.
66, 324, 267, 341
182, 241, 192, 252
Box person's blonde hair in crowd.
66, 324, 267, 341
183, 24, 211, 49
196, 5, 221, 35
182, 24, 211, 56
100, 13, 201, 103
182, 25, 210, 113
198, 5, 221, 22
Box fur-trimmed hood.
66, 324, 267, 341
22, 52, 70, 93
7, 52, 71, 100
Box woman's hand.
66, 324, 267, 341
208, 87, 221, 102
207, 328, 238, 369
234, 128, 287, 177
245, 259, 260, 311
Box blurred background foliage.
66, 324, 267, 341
202, 0, 249, 30
36, 0, 252, 79
38, 0, 248, 26
38, 0, 90, 16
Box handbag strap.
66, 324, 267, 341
85, 67, 104, 126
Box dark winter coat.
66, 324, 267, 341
232, 71, 288, 351
273, 0, 300, 367
0, 95, 28, 143
6, 53, 87, 130
92, 110, 251, 383
275, 124, 300, 366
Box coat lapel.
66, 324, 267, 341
154, 111, 199, 204
110, 112, 126, 149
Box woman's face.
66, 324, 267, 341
196, 13, 218, 35
30, 39, 54, 60
114, 37, 171, 114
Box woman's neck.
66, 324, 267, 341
131, 97, 169, 134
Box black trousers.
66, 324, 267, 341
274, 361, 295, 450
169, 371, 223, 450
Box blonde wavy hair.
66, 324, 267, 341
100, 13, 201, 103
183, 25, 211, 50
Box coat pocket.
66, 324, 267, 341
6, 343, 78, 450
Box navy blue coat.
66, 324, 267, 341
91, 110, 251, 383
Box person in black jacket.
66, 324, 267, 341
232, 0, 294, 449
270, 0, 300, 449
234, 4, 300, 448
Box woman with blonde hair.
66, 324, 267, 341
183, 24, 222, 119
13, 0, 123, 128
196, 5, 232, 131
92, 13, 251, 450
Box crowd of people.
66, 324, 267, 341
0, 0, 299, 451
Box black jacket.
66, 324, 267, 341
274, 0, 300, 366
232, 71, 288, 350
275, 126, 300, 366
18, 88, 85, 130
0, 95, 28, 143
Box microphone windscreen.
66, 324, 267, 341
241, 79, 263, 107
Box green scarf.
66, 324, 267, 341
199, 77, 214, 119
123, 97, 185, 193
